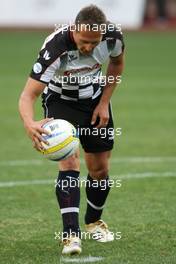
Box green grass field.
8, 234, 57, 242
0, 31, 176, 264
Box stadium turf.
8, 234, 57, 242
0, 31, 176, 264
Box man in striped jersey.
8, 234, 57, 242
19, 5, 124, 255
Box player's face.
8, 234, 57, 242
73, 26, 102, 55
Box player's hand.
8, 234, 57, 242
91, 103, 109, 128
24, 118, 53, 152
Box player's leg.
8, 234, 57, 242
80, 100, 114, 224
56, 149, 80, 234
55, 150, 82, 254
84, 151, 114, 242
84, 151, 111, 222
42, 90, 82, 253
80, 100, 114, 242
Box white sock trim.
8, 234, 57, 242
61, 207, 79, 214
87, 199, 105, 210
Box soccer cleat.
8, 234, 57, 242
85, 219, 114, 242
62, 235, 82, 255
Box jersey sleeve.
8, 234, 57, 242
105, 23, 125, 58
110, 37, 125, 57
30, 32, 62, 84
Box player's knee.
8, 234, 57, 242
89, 167, 109, 180
59, 153, 80, 171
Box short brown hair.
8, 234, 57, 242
75, 5, 107, 28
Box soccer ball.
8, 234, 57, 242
41, 119, 79, 161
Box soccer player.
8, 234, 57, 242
19, 5, 124, 255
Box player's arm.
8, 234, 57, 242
100, 52, 124, 104
91, 52, 124, 128
19, 77, 53, 151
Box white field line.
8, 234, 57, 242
60, 256, 104, 263
0, 171, 176, 188
119, 171, 176, 179
0, 179, 53, 187
0, 157, 176, 167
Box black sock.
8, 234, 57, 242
55, 170, 80, 237
85, 174, 111, 224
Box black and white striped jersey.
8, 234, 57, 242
30, 24, 124, 101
